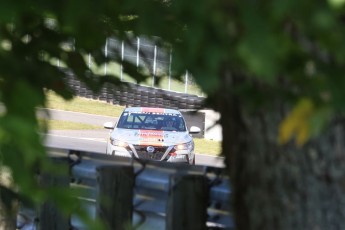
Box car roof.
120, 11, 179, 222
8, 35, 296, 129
123, 107, 181, 115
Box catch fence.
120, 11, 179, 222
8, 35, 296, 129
55, 35, 203, 97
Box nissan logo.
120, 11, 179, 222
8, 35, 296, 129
146, 146, 155, 153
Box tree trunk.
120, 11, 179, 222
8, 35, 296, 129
213, 71, 345, 230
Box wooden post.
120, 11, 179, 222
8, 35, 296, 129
96, 165, 134, 230
166, 175, 209, 230
38, 158, 70, 230
0, 167, 17, 230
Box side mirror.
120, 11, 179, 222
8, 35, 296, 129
104, 122, 115, 129
189, 126, 201, 134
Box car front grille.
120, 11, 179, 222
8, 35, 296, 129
132, 145, 170, 161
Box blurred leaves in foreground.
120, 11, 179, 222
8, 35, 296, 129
1, 0, 345, 229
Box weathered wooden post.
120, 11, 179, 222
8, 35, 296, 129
96, 165, 134, 230
0, 167, 17, 230
166, 174, 209, 230
38, 157, 70, 230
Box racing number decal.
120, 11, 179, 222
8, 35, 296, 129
139, 130, 164, 146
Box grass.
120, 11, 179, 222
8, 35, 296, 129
193, 138, 221, 156
43, 119, 101, 130
46, 91, 125, 117
45, 91, 221, 156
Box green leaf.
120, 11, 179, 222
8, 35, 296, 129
328, 0, 345, 8
237, 4, 281, 82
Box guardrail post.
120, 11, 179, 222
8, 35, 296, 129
0, 167, 17, 230
38, 157, 70, 230
96, 165, 134, 230
166, 175, 209, 230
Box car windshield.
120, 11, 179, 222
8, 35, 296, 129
117, 112, 186, 131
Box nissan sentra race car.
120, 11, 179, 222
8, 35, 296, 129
104, 107, 201, 165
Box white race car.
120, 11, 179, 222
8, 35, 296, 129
104, 107, 201, 165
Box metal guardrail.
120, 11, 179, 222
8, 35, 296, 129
17, 148, 233, 230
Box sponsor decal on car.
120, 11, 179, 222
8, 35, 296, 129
138, 130, 164, 146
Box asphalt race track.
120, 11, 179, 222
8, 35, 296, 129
43, 109, 225, 168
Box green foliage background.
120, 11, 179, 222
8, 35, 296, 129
1, 0, 345, 229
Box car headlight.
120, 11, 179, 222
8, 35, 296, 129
174, 141, 193, 151
110, 138, 128, 147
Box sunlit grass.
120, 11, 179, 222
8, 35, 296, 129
194, 138, 221, 156
42, 119, 101, 130
46, 91, 124, 117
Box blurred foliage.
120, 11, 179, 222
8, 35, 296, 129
1, 0, 345, 228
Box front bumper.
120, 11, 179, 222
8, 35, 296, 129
106, 143, 194, 164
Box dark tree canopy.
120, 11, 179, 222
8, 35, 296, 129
1, 0, 345, 229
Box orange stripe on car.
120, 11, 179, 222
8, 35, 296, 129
141, 107, 165, 113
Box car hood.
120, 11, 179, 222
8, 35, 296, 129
110, 128, 192, 146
